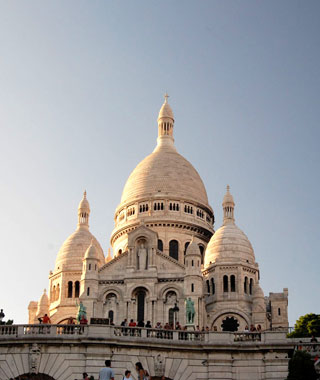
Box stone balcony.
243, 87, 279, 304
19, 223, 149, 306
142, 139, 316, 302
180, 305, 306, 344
0, 324, 297, 380
0, 324, 292, 348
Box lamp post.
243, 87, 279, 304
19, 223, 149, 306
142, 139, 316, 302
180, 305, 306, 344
172, 303, 179, 328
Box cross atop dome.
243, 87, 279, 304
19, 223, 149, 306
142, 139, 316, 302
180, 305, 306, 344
164, 93, 169, 103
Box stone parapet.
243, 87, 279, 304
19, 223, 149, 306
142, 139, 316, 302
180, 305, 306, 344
0, 324, 293, 380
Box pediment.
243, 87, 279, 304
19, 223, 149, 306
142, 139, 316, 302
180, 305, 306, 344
99, 251, 128, 274
156, 250, 185, 273
127, 224, 158, 247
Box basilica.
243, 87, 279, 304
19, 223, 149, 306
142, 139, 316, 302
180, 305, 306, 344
28, 96, 289, 332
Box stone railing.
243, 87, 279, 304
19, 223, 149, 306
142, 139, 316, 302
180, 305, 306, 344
113, 326, 205, 341
234, 332, 261, 342
294, 342, 320, 355
0, 324, 291, 346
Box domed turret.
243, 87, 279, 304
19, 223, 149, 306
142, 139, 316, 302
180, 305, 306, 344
186, 237, 201, 257
55, 192, 104, 271
84, 239, 99, 260
204, 186, 255, 267
36, 289, 49, 317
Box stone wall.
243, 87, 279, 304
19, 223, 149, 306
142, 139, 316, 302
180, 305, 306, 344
0, 325, 293, 380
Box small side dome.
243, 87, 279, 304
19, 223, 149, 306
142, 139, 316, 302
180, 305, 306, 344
204, 186, 255, 268
84, 240, 99, 260
38, 289, 49, 306
36, 289, 49, 316
186, 238, 201, 256
204, 224, 255, 267
55, 191, 104, 271
253, 282, 265, 299
55, 229, 104, 270
158, 94, 174, 121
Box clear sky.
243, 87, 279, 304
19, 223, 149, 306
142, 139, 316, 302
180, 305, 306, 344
0, 1, 319, 326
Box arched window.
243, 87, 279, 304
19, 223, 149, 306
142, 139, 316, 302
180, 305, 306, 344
244, 277, 248, 294
278, 308, 281, 316
157, 239, 163, 251
137, 290, 146, 323
67, 281, 73, 298
211, 278, 215, 295
118, 249, 122, 255
184, 242, 190, 256
191, 283, 194, 292
87, 287, 90, 296
221, 316, 239, 332
108, 310, 114, 323
199, 245, 204, 264
169, 240, 179, 261
206, 280, 210, 293
56, 284, 60, 301
231, 275, 236, 292
52, 286, 56, 302
223, 275, 228, 292
75, 281, 80, 298
89, 263, 91, 270
249, 278, 253, 295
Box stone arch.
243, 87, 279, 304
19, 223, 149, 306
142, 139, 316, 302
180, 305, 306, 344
129, 283, 153, 299
99, 286, 124, 303
159, 284, 183, 301
210, 309, 250, 331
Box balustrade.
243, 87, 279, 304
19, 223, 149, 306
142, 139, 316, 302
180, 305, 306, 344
0, 324, 291, 346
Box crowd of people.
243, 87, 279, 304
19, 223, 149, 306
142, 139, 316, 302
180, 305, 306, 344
79, 360, 157, 380
38, 313, 267, 338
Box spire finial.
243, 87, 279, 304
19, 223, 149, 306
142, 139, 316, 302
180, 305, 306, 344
222, 185, 235, 225
164, 93, 169, 103
78, 190, 90, 229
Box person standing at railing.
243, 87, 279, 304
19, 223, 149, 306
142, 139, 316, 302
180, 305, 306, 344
129, 319, 136, 336
155, 322, 162, 339
121, 319, 128, 336
42, 314, 51, 324
137, 320, 144, 336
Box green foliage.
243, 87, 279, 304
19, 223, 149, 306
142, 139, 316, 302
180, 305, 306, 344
5, 320, 13, 325
287, 350, 317, 380
288, 313, 320, 338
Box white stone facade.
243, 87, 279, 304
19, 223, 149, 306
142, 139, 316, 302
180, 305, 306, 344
21, 96, 290, 379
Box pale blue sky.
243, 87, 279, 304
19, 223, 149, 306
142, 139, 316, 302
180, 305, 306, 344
0, 1, 319, 326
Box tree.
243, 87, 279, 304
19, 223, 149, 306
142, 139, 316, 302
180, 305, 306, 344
288, 313, 320, 338
287, 350, 317, 380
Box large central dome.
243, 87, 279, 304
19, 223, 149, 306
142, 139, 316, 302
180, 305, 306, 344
120, 143, 209, 206
120, 95, 209, 207
111, 96, 214, 257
